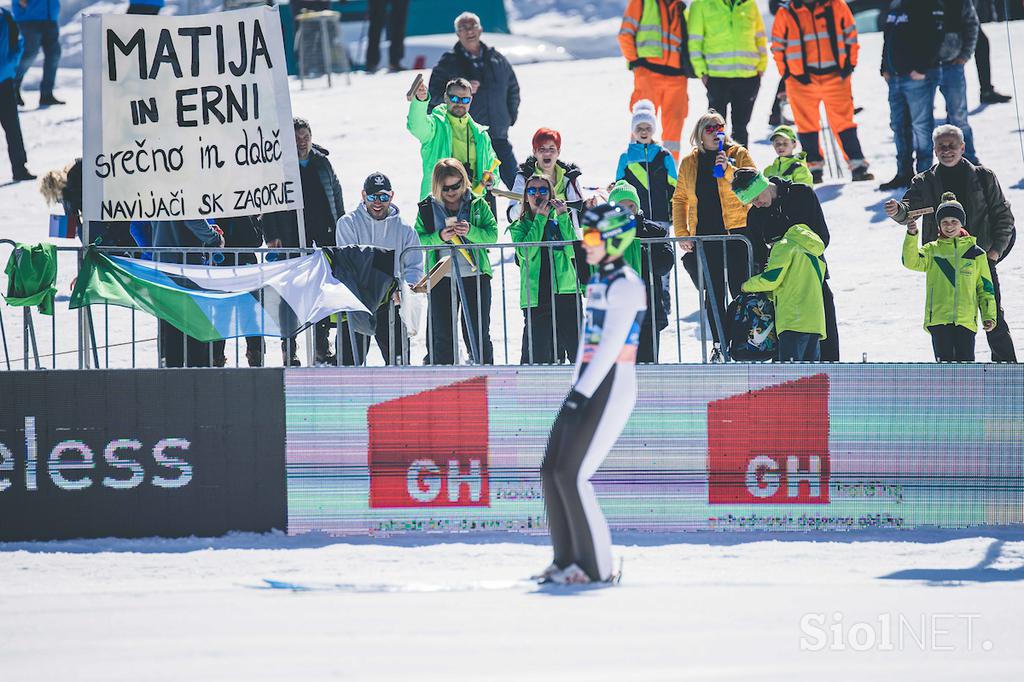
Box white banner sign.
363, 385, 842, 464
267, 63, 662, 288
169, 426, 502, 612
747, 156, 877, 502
82, 7, 302, 222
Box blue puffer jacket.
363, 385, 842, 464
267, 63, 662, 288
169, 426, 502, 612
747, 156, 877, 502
131, 0, 165, 7
12, 0, 60, 23
1, 9, 25, 83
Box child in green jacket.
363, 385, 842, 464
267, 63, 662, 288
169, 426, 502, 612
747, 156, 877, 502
508, 173, 581, 364
902, 192, 997, 362
763, 125, 813, 187
741, 217, 827, 362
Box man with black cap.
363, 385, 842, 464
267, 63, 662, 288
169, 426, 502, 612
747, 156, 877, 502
731, 167, 841, 361
335, 172, 424, 365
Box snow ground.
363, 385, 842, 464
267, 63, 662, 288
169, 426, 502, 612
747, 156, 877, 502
3, 14, 1024, 367
2, 529, 1024, 680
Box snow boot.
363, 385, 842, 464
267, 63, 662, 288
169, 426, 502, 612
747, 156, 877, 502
878, 174, 912, 191
980, 88, 1011, 104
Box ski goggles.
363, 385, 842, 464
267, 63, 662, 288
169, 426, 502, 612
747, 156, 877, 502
526, 186, 550, 196
366, 192, 392, 203
704, 123, 725, 135
448, 94, 473, 104
441, 180, 464, 192
582, 228, 603, 247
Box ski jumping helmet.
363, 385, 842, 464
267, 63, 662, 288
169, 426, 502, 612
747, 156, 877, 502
581, 203, 637, 259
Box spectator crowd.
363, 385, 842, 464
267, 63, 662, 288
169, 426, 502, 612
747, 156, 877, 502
7, 2, 1023, 366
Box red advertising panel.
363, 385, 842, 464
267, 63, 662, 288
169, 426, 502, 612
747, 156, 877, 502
708, 374, 830, 504
368, 376, 490, 509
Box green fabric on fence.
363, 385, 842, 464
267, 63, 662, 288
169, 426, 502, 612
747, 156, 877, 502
3, 243, 58, 316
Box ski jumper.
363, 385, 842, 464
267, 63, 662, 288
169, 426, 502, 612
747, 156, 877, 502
540, 260, 647, 582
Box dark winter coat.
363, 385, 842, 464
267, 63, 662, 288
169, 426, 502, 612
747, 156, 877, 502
938, 0, 979, 65
261, 148, 344, 247
880, 0, 943, 76
744, 178, 830, 272
631, 214, 674, 330
428, 41, 520, 139
893, 160, 1016, 257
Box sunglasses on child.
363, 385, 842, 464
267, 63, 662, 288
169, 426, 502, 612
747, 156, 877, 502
526, 186, 550, 196
448, 94, 473, 104
704, 123, 725, 134
366, 192, 392, 203
442, 180, 464, 192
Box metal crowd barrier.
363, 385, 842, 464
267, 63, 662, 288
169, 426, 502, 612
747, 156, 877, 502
0, 234, 753, 370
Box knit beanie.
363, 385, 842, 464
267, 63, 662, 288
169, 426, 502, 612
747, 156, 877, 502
935, 191, 967, 227
608, 179, 641, 208
631, 99, 658, 132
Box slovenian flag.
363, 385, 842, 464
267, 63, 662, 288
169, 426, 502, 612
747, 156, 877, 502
70, 247, 394, 342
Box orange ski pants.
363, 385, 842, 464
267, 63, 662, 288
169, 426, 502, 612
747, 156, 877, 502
785, 72, 857, 158
630, 68, 689, 159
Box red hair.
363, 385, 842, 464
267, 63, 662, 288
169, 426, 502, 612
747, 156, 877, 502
532, 128, 561, 151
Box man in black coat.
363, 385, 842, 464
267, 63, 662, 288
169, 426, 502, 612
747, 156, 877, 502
885, 123, 1017, 362
732, 169, 841, 361
428, 11, 520, 190
262, 117, 345, 366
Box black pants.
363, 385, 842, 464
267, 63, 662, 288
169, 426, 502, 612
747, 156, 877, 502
491, 136, 519, 190
0, 79, 27, 174
160, 320, 212, 368
769, 79, 786, 124
542, 367, 632, 582
820, 279, 840, 361
426, 275, 493, 364
778, 330, 820, 362
366, 0, 409, 68
521, 294, 581, 365
706, 76, 761, 147
682, 240, 750, 345
213, 337, 265, 367
986, 258, 1017, 362
929, 324, 976, 362
975, 28, 992, 93
283, 318, 333, 363
126, 4, 161, 14
338, 303, 409, 365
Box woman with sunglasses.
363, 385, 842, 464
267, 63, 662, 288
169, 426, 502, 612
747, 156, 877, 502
506, 128, 585, 229
537, 203, 646, 585
671, 109, 755, 358
414, 158, 497, 364
508, 174, 583, 365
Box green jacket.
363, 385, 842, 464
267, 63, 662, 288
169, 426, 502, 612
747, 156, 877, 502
763, 152, 813, 187
508, 209, 581, 308
414, 194, 497, 276
3, 242, 57, 315
407, 98, 498, 199
742, 224, 827, 338
902, 232, 997, 333
688, 0, 768, 79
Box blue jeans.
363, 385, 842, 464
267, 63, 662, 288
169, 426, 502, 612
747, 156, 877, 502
15, 20, 62, 99
778, 331, 820, 362
888, 69, 939, 176
938, 63, 978, 163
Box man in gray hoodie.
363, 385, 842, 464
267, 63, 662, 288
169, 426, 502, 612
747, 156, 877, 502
335, 172, 424, 364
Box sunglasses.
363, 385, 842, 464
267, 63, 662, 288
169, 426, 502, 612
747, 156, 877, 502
582, 229, 603, 247
704, 123, 725, 135
448, 95, 472, 104
526, 186, 550, 196
442, 180, 464, 192
366, 193, 391, 203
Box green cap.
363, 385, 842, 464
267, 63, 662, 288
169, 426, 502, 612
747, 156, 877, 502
770, 124, 797, 142
607, 179, 641, 208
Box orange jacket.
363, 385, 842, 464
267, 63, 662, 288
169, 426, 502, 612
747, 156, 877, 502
672, 144, 754, 237
619, 0, 691, 75
771, 0, 858, 77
